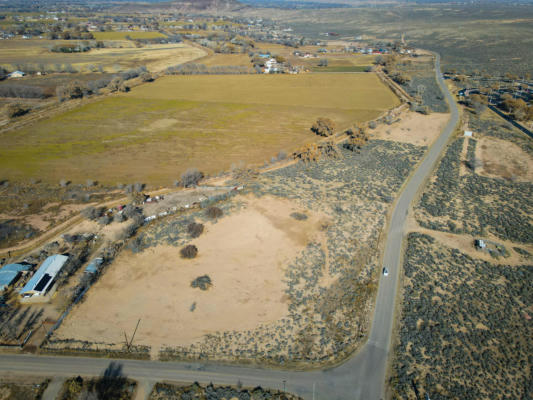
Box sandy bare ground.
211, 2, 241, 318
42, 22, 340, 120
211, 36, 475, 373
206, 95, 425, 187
0, 203, 90, 232
475, 136, 533, 182
371, 111, 449, 146
406, 215, 533, 265
55, 196, 326, 357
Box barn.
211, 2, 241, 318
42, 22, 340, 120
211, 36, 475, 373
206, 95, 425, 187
19, 254, 68, 298
0, 263, 31, 292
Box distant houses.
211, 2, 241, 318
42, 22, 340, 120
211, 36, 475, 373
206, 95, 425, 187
19, 254, 68, 298
264, 58, 279, 74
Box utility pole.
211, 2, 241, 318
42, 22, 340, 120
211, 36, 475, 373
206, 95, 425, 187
124, 318, 141, 351
129, 318, 141, 348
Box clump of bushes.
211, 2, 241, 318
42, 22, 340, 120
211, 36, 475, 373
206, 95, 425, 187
181, 168, 204, 187
290, 212, 308, 221
56, 80, 90, 102
294, 143, 319, 163
391, 72, 411, 85
98, 215, 111, 226
187, 222, 204, 238
206, 206, 223, 219
107, 76, 129, 93
6, 103, 30, 118
81, 206, 106, 221
344, 125, 369, 152
410, 104, 431, 115
140, 72, 153, 82
311, 117, 336, 137
124, 182, 145, 194
180, 244, 198, 259
191, 275, 212, 290
128, 234, 145, 253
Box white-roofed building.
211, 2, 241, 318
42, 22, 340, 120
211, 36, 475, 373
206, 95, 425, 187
19, 254, 68, 297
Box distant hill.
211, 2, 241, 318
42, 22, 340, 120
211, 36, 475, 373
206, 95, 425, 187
114, 0, 246, 12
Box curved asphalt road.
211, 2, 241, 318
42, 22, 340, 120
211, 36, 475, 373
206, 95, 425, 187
0, 54, 458, 400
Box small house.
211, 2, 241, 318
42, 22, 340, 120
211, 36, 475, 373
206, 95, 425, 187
8, 70, 25, 78
264, 58, 278, 74
464, 130, 473, 137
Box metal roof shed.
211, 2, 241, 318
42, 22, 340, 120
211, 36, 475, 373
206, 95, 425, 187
84, 258, 103, 274
0, 263, 30, 291
19, 254, 68, 297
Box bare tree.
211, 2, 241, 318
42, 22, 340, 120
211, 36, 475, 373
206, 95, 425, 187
181, 168, 204, 187
107, 76, 124, 92
311, 117, 336, 137
6, 103, 29, 118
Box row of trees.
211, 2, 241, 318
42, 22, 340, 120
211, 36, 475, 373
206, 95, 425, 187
0, 84, 45, 99
47, 31, 94, 40
468, 92, 533, 121
56, 67, 150, 102
501, 95, 533, 121
166, 63, 250, 75
375, 54, 412, 85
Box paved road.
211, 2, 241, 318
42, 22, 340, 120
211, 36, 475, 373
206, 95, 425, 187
0, 54, 458, 400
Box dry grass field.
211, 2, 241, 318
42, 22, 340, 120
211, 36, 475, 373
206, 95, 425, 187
0, 73, 399, 185
200, 53, 251, 67
0, 40, 205, 73
92, 31, 167, 40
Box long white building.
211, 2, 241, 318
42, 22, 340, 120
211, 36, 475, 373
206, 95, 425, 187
19, 254, 68, 298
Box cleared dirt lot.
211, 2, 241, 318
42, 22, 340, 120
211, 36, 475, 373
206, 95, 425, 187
475, 136, 533, 182
406, 214, 533, 266
372, 111, 449, 146
55, 196, 326, 357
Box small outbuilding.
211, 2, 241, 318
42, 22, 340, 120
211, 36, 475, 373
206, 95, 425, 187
8, 70, 25, 78
464, 130, 473, 137
475, 239, 486, 249
0, 263, 31, 292
84, 257, 103, 274
19, 254, 68, 298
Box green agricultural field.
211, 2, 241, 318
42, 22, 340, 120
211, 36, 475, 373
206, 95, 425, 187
92, 31, 167, 40
0, 73, 399, 185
